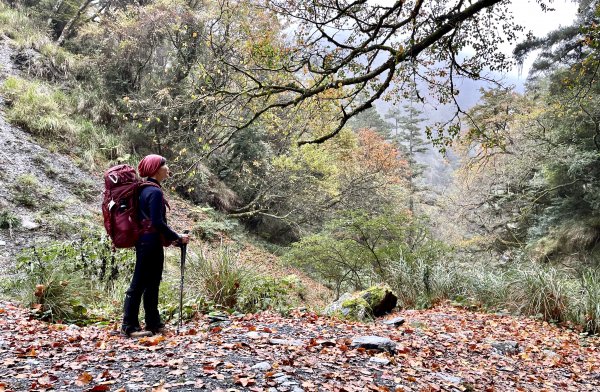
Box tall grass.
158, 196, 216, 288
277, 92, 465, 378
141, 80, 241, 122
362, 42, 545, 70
2, 76, 78, 139
186, 245, 249, 309
581, 270, 600, 334
381, 256, 600, 333
0, 3, 49, 49
507, 265, 574, 322
1, 76, 124, 168
185, 244, 308, 313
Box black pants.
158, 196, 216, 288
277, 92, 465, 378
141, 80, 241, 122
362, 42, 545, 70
122, 236, 164, 332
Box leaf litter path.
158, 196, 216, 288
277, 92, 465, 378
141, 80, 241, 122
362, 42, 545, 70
0, 302, 599, 392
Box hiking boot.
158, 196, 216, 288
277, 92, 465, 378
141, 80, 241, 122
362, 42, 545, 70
145, 322, 167, 335
120, 325, 143, 337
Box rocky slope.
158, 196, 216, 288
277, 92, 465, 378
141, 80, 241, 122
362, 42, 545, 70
0, 35, 101, 270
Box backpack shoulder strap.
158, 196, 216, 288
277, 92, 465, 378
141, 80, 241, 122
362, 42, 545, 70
138, 181, 170, 210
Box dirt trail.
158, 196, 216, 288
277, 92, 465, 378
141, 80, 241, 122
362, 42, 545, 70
1, 301, 599, 391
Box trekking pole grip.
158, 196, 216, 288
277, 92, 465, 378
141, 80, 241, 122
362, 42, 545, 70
181, 229, 190, 248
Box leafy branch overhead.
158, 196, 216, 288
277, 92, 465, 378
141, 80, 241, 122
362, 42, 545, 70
205, 0, 524, 146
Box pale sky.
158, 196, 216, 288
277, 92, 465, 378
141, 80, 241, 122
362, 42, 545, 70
505, 0, 578, 79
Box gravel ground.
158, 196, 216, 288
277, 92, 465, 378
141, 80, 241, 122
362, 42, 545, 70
1, 301, 600, 392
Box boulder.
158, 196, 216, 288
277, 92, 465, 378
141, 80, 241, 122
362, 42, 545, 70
324, 285, 397, 321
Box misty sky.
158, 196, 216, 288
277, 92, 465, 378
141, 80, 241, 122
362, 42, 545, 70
506, 0, 578, 81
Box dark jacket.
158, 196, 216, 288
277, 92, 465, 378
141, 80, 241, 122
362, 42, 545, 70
138, 178, 179, 244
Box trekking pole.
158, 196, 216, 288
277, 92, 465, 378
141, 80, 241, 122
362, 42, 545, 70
177, 230, 189, 335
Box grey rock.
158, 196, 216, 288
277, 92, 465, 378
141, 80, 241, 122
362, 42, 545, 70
492, 340, 520, 355
292, 387, 304, 392
324, 286, 397, 322
383, 317, 405, 327
21, 217, 39, 230
351, 336, 396, 354
207, 311, 229, 322
369, 357, 390, 365
543, 349, 561, 360
433, 372, 462, 384
323, 293, 353, 315
274, 375, 289, 384
251, 361, 272, 371
0, 240, 5, 246
209, 320, 231, 328
282, 381, 299, 386
269, 338, 304, 346
247, 331, 269, 339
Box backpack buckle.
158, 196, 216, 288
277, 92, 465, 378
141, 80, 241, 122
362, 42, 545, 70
108, 174, 119, 184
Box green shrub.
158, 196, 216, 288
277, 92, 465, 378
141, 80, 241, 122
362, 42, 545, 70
0, 209, 21, 230
237, 274, 306, 314
286, 209, 446, 297
1, 233, 134, 323
192, 208, 239, 240
12, 174, 47, 208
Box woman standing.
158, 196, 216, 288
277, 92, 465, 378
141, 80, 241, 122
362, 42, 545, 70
121, 154, 190, 336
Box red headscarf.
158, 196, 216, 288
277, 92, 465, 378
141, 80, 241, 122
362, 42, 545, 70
138, 154, 165, 178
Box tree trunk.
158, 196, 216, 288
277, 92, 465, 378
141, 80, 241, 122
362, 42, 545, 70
56, 0, 94, 46
47, 0, 65, 27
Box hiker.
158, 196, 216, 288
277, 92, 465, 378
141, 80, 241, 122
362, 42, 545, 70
121, 154, 190, 336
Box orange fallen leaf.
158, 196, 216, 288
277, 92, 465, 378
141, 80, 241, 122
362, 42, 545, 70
139, 335, 165, 346
75, 372, 93, 386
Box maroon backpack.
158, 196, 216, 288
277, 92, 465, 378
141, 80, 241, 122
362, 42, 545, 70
102, 164, 158, 248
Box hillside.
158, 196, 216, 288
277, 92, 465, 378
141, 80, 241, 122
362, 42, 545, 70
0, 33, 330, 309
0, 36, 101, 268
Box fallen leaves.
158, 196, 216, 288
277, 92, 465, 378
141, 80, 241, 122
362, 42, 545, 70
0, 302, 599, 391
138, 335, 165, 346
